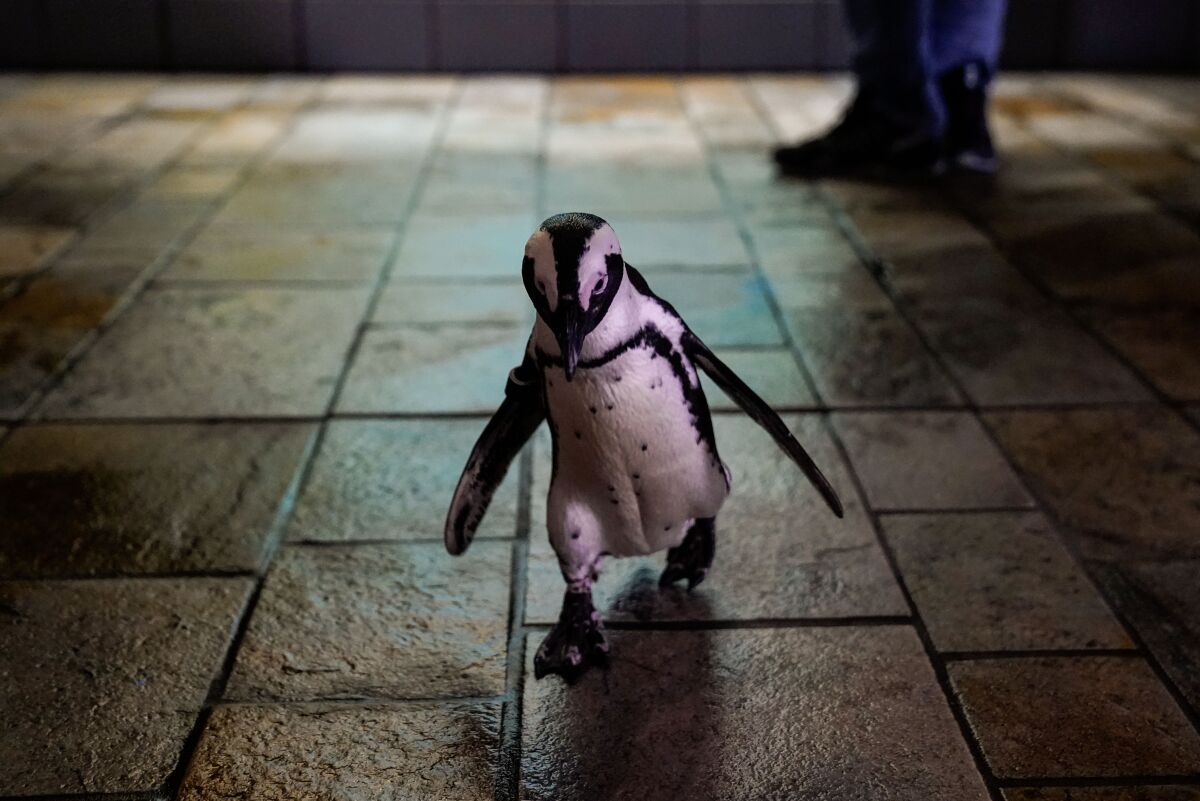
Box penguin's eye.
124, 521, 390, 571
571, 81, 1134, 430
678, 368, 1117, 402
592, 275, 608, 296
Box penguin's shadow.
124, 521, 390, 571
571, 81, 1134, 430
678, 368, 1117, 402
537, 594, 719, 801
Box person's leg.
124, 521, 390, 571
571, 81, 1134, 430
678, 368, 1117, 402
845, 0, 943, 136
775, 0, 945, 177
932, 0, 1008, 172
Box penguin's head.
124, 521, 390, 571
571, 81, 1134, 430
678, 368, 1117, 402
523, 212, 624, 381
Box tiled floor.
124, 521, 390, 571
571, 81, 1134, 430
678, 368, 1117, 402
1, 73, 1199, 800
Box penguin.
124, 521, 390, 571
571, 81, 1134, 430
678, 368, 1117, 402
445, 212, 843, 681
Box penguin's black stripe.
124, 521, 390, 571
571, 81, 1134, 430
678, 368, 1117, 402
536, 323, 723, 466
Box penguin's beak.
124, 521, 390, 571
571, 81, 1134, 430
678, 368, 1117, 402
558, 301, 585, 382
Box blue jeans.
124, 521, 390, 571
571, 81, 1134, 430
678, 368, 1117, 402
843, 0, 1007, 136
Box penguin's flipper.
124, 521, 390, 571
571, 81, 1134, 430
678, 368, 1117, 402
445, 355, 545, 555
684, 331, 844, 518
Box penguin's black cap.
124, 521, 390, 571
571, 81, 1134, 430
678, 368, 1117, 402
523, 212, 625, 381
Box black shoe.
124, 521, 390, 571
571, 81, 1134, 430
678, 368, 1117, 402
774, 92, 945, 179
939, 62, 998, 174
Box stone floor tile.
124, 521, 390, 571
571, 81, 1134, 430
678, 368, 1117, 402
164, 224, 394, 283
0, 422, 313, 578
371, 280, 533, 326
544, 164, 725, 216
785, 307, 964, 407
0, 166, 136, 226
912, 298, 1149, 405
39, 286, 370, 418
226, 541, 511, 701
287, 419, 519, 543
1005, 209, 1200, 308
179, 111, 289, 167
521, 626, 990, 801
214, 164, 421, 225
643, 270, 784, 346
320, 75, 457, 107
526, 415, 905, 623
144, 78, 257, 113
0, 256, 148, 416
68, 198, 208, 261
702, 348, 817, 411
750, 223, 864, 276
834, 411, 1033, 510
1084, 307, 1200, 401
336, 323, 528, 414
0, 224, 75, 278
883, 512, 1129, 652
610, 217, 750, 269
1004, 788, 1200, 801
270, 109, 439, 164
949, 657, 1200, 779
390, 213, 536, 279
984, 407, 1200, 563
770, 270, 896, 314
1093, 560, 1200, 714
417, 154, 538, 213
712, 151, 830, 218
0, 577, 253, 795
60, 117, 205, 174
178, 702, 499, 801
140, 165, 242, 203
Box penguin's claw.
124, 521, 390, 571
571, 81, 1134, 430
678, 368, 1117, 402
658, 518, 716, 591
534, 590, 609, 682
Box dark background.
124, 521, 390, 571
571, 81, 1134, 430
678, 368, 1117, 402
1, 0, 1198, 72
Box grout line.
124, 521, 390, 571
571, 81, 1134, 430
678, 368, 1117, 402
12, 89, 308, 423
818, 173, 1200, 749
160, 78, 463, 801
820, 396, 1006, 800
940, 648, 1141, 662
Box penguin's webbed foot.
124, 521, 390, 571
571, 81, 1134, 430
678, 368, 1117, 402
534, 589, 609, 682
659, 517, 716, 590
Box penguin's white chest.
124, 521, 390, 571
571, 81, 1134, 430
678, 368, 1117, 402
544, 343, 729, 557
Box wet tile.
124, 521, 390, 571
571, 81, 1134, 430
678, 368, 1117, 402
834, 412, 1033, 510
39, 286, 370, 418
390, 214, 535, 280
644, 271, 784, 346
526, 415, 904, 623
785, 308, 964, 407
912, 298, 1148, 405
337, 323, 529, 415
949, 657, 1200, 779
270, 108, 437, 164
180, 111, 288, 167
178, 702, 498, 801
163, 224, 394, 283
702, 349, 817, 411
1004, 788, 1200, 801
613, 217, 750, 270
371, 280, 532, 326
1094, 560, 1200, 717
883, 512, 1129, 652
521, 626, 990, 801
0, 166, 136, 226
287, 419, 519, 543
0, 224, 75, 278
60, 117, 204, 173
1084, 307, 1200, 400
0, 577, 252, 795
0, 423, 312, 578
226, 541, 511, 701
985, 407, 1200, 563
0, 256, 146, 416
